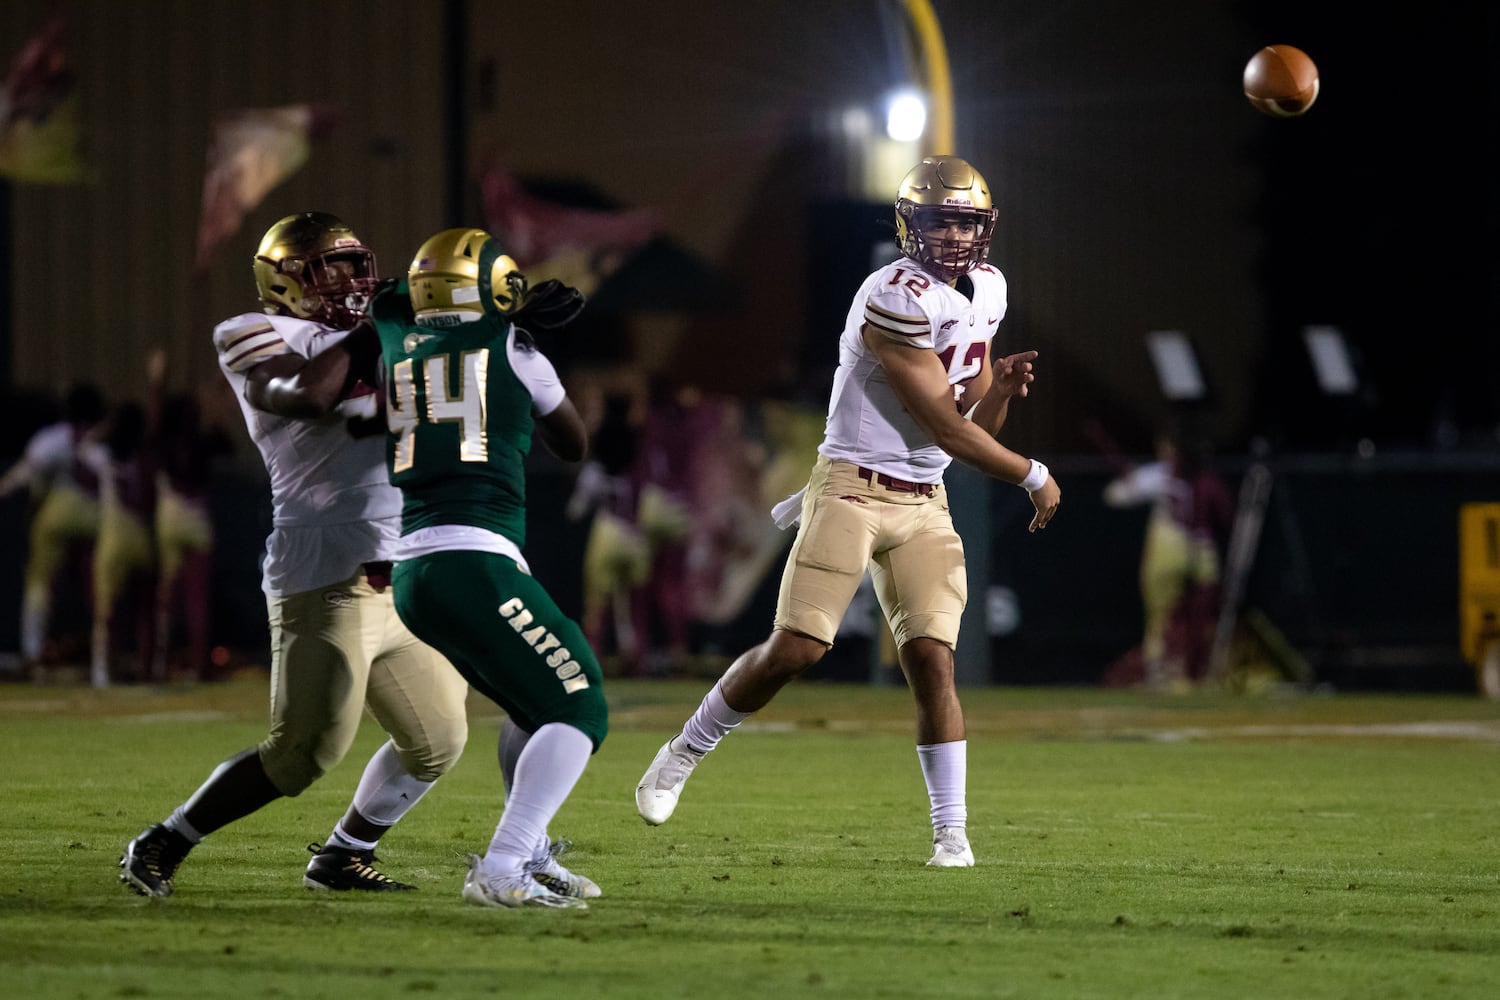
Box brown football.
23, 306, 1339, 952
1243, 44, 1319, 117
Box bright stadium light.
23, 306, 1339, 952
885, 90, 927, 142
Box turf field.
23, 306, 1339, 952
2, 677, 1497, 999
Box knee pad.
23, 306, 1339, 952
393, 716, 469, 783
257, 731, 346, 796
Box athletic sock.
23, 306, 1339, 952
486, 723, 591, 872
324, 740, 436, 849
498, 717, 532, 801
163, 807, 204, 845
180, 748, 282, 837
916, 740, 968, 831
680, 680, 748, 755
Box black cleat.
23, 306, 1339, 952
303, 842, 417, 891
120, 824, 193, 898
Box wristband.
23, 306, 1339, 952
1018, 459, 1048, 493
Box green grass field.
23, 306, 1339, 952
2, 677, 1497, 999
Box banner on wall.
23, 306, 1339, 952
193, 103, 339, 270
478, 156, 659, 297
0, 16, 85, 184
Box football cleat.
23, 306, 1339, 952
303, 842, 416, 891
926, 826, 976, 868
635, 735, 705, 826
526, 851, 601, 899
462, 854, 587, 910
120, 823, 193, 898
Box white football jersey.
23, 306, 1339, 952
213, 312, 401, 596
819, 258, 1009, 483
17, 422, 105, 498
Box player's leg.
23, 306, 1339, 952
1140, 519, 1190, 689
306, 574, 469, 891
637, 458, 873, 825
872, 490, 973, 867
21, 486, 96, 663
153, 486, 214, 679
496, 717, 601, 900
499, 718, 578, 848
120, 580, 371, 896
394, 551, 606, 908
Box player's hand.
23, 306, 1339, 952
995, 350, 1038, 399
1028, 475, 1060, 532
513, 279, 585, 331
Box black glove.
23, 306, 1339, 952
512, 279, 585, 331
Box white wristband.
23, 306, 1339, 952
1018, 459, 1048, 493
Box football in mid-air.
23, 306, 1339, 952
1242, 44, 1319, 117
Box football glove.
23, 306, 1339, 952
511, 279, 586, 331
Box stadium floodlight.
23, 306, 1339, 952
1145, 329, 1207, 401
1302, 325, 1359, 396
885, 90, 927, 142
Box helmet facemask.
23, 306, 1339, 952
898, 205, 996, 283
276, 246, 378, 327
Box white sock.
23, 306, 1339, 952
498, 717, 532, 802
917, 740, 968, 831
326, 740, 436, 849
486, 723, 592, 872
164, 806, 204, 844
680, 681, 748, 754
20, 591, 46, 661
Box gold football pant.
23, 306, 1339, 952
776, 457, 966, 649
260, 566, 469, 795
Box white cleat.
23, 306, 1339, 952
635, 735, 704, 825
462, 854, 587, 909
527, 852, 601, 899
926, 826, 975, 867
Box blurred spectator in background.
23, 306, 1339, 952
567, 391, 652, 671
152, 385, 232, 681
0, 382, 106, 671
690, 395, 823, 630
87, 381, 160, 689
632, 379, 718, 670
1103, 424, 1234, 689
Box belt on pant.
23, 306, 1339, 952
856, 466, 937, 497
362, 561, 393, 591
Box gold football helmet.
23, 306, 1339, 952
253, 212, 378, 327
407, 227, 526, 323
893, 156, 997, 282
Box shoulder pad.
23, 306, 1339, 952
213, 315, 289, 374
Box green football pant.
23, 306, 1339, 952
393, 550, 608, 751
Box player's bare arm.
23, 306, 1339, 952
244, 323, 379, 419
866, 327, 1059, 531
957, 349, 1038, 437
536, 397, 589, 463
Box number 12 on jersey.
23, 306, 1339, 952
387, 349, 491, 472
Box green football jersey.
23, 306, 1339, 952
369, 281, 534, 545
